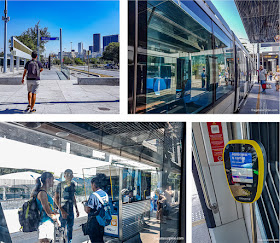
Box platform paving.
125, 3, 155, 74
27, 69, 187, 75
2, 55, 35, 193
239, 81, 280, 114
0, 68, 119, 114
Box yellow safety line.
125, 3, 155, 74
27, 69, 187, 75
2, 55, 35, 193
192, 219, 206, 227
256, 84, 261, 114
68, 67, 112, 78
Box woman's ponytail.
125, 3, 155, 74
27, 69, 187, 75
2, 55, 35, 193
31, 172, 53, 197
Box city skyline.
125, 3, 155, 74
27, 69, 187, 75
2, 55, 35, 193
0, 0, 119, 56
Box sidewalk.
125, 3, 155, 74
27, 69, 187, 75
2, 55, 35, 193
238, 81, 280, 114
0, 68, 119, 114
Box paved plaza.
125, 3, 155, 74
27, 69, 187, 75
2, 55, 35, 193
239, 80, 279, 114
0, 67, 119, 114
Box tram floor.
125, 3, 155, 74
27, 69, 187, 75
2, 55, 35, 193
239, 81, 280, 114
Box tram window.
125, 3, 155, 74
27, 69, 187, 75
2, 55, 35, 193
213, 24, 234, 100
141, 0, 215, 114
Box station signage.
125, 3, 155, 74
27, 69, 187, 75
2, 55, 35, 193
104, 215, 118, 236
207, 122, 224, 163
41, 37, 59, 41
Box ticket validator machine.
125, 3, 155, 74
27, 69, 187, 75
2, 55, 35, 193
223, 140, 267, 242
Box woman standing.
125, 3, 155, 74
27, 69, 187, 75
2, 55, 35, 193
83, 173, 109, 243
32, 172, 59, 243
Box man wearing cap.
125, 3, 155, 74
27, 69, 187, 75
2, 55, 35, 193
21, 51, 43, 113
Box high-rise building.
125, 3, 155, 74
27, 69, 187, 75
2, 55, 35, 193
93, 34, 101, 53
89, 46, 94, 54
78, 42, 83, 54
103, 35, 119, 51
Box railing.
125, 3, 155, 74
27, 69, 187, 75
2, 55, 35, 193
61, 65, 70, 80
249, 123, 279, 242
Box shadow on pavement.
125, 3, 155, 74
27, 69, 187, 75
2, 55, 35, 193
0, 100, 120, 106
0, 109, 25, 114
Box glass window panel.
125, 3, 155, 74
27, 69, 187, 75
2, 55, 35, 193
213, 23, 234, 100
140, 0, 215, 114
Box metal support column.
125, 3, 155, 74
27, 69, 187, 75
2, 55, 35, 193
119, 168, 123, 242
132, 0, 138, 114
16, 56, 19, 70
257, 43, 260, 70
9, 53, 13, 72
60, 28, 62, 71
250, 203, 257, 243
2, 0, 10, 73
37, 21, 40, 61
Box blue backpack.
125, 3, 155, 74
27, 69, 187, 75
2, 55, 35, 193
93, 192, 112, 227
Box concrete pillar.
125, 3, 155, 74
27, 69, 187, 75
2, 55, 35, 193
16, 56, 20, 70
257, 43, 260, 71
3, 187, 6, 201
10, 54, 14, 72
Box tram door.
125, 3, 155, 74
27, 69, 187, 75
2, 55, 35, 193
192, 122, 279, 243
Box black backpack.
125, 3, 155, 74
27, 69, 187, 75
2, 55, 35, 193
27, 60, 40, 79
18, 190, 43, 232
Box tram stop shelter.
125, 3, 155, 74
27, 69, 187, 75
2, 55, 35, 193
234, 0, 280, 68
0, 122, 186, 243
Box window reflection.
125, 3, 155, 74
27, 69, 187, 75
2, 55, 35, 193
133, 0, 236, 113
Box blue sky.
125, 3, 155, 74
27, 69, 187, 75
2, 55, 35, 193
211, 0, 269, 52
0, 1, 119, 55
211, 0, 248, 39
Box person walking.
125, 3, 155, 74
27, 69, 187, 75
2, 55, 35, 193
259, 65, 267, 92
201, 68, 206, 88
83, 173, 109, 243
32, 172, 60, 243
54, 169, 79, 243
269, 71, 273, 81
22, 51, 43, 113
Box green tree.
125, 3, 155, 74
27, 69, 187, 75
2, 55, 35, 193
102, 42, 119, 64
89, 58, 98, 64
53, 59, 60, 65
63, 56, 74, 65
74, 58, 84, 65
14, 25, 51, 52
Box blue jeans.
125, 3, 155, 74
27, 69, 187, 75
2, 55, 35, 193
60, 211, 74, 243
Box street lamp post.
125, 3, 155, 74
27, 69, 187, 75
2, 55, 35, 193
2, 0, 10, 73
60, 28, 62, 71
36, 21, 40, 61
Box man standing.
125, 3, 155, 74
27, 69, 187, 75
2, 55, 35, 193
22, 51, 43, 113
259, 65, 267, 92
201, 68, 206, 88
54, 169, 79, 243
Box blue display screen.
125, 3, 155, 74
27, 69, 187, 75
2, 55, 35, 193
229, 152, 253, 183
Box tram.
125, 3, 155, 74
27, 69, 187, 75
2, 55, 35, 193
128, 0, 257, 114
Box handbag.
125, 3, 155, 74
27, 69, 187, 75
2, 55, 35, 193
81, 216, 94, 236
